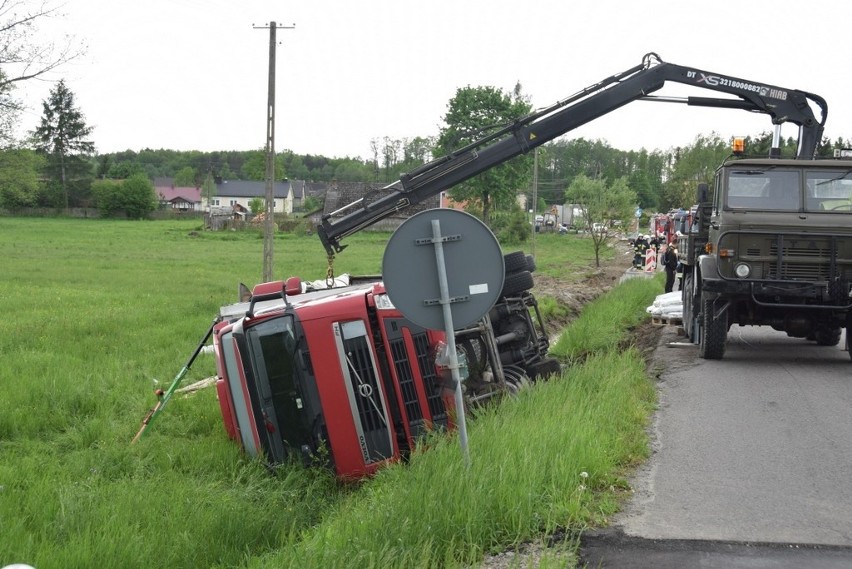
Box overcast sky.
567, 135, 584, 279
12, 0, 852, 160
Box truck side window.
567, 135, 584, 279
807, 170, 852, 212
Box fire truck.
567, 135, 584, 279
651, 212, 677, 245
212, 53, 828, 478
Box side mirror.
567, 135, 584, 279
696, 183, 709, 204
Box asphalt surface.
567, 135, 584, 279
579, 323, 852, 568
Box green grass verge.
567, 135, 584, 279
0, 218, 657, 568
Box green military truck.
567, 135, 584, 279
679, 154, 852, 360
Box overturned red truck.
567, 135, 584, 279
213, 257, 550, 479
210, 53, 827, 478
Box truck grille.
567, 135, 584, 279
735, 233, 852, 283
384, 321, 448, 437
412, 332, 448, 429
389, 337, 425, 433
340, 331, 393, 464
766, 241, 831, 280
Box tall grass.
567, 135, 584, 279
0, 218, 656, 568
550, 276, 662, 362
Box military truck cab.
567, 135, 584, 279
680, 157, 852, 359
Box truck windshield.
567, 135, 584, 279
806, 169, 852, 212
244, 315, 313, 457
726, 170, 801, 211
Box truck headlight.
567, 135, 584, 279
734, 263, 751, 278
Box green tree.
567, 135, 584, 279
91, 174, 156, 218
174, 166, 197, 187
122, 173, 157, 219
241, 150, 285, 180
661, 134, 729, 210
31, 79, 95, 208
565, 174, 637, 267
333, 158, 372, 182
0, 148, 44, 207
435, 83, 533, 226
91, 178, 123, 216
107, 160, 144, 179
248, 197, 263, 215
201, 173, 216, 210
302, 194, 323, 213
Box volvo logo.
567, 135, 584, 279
358, 383, 373, 398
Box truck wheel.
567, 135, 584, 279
847, 314, 852, 361
503, 251, 529, 274
813, 327, 842, 347
699, 297, 727, 360
682, 271, 696, 341
525, 254, 537, 273
501, 270, 534, 297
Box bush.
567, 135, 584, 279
493, 208, 530, 244
92, 174, 157, 219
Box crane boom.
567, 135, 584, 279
318, 52, 827, 256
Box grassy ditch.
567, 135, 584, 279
0, 218, 657, 568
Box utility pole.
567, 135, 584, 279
531, 147, 539, 257
254, 20, 294, 282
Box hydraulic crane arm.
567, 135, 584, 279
318, 52, 827, 256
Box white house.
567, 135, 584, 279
202, 180, 305, 214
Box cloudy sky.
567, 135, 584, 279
12, 0, 852, 159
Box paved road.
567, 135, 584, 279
580, 324, 852, 567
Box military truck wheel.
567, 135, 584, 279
682, 271, 697, 341
699, 297, 727, 360
846, 313, 852, 361
813, 327, 842, 346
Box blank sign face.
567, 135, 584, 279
382, 208, 504, 330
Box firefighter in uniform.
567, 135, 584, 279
633, 234, 649, 269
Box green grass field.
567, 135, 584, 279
0, 217, 659, 568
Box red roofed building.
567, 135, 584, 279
155, 185, 202, 211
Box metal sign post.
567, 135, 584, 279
427, 218, 470, 466
382, 208, 505, 470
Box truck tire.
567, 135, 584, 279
682, 270, 697, 341
847, 313, 852, 361
699, 297, 727, 360
525, 254, 537, 273
501, 270, 534, 297
503, 251, 528, 274
813, 327, 842, 347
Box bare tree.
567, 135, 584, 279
0, 1, 84, 145
0, 1, 83, 87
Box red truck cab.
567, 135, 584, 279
213, 278, 449, 479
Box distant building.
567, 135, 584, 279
154, 183, 202, 211
203, 179, 305, 214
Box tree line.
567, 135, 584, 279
3, 2, 852, 223
3, 82, 852, 221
